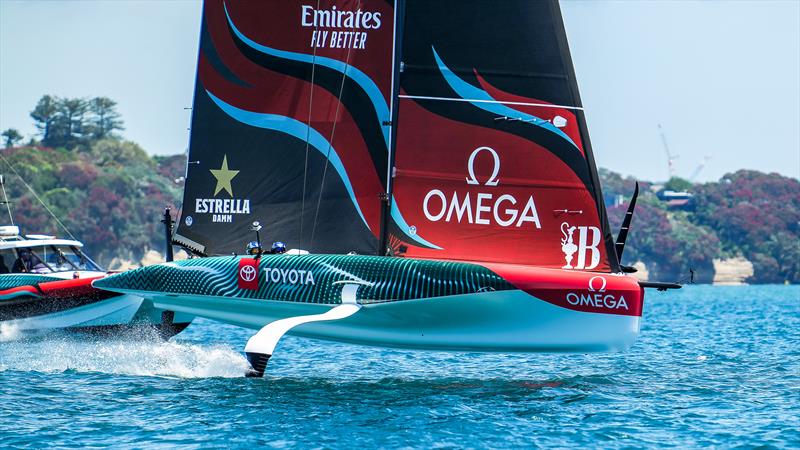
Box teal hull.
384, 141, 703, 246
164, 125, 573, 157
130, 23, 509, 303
148, 290, 639, 352
94, 254, 643, 352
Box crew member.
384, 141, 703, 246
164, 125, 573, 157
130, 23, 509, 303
270, 242, 287, 254
246, 241, 262, 256
12, 248, 34, 273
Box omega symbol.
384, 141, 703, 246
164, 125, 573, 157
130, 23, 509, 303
588, 276, 607, 292
465, 146, 500, 186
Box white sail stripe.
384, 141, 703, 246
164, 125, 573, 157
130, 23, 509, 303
398, 94, 584, 111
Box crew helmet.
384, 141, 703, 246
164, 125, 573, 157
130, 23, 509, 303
271, 241, 287, 254
246, 241, 262, 255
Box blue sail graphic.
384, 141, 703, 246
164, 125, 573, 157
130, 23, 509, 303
223, 2, 390, 148
207, 91, 370, 231
432, 47, 578, 149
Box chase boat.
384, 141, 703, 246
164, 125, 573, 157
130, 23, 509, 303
95, 0, 679, 376
0, 225, 192, 337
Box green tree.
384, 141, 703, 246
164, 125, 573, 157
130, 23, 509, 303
663, 176, 693, 192
31, 95, 125, 148
32, 96, 91, 148
88, 138, 153, 168
88, 97, 124, 140
668, 216, 720, 283
57, 97, 89, 146
30, 95, 60, 145
751, 232, 800, 283
1, 128, 23, 148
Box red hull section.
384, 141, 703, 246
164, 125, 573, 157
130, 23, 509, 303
37, 276, 117, 300
481, 263, 643, 317
0, 276, 118, 301
0, 275, 123, 323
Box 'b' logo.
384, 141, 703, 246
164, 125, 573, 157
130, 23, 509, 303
561, 222, 601, 270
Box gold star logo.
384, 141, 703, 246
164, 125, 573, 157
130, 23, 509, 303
210, 154, 239, 197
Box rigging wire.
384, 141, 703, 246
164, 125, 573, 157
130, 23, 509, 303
0, 174, 14, 226
675, 268, 696, 286
299, 0, 323, 253
309, 0, 362, 249
0, 150, 79, 241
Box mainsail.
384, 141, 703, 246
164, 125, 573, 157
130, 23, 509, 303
173, 0, 618, 273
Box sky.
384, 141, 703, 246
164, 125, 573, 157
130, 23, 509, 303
0, 0, 798, 183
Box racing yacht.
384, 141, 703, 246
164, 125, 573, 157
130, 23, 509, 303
94, 0, 678, 376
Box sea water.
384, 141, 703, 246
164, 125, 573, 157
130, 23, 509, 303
1, 285, 798, 448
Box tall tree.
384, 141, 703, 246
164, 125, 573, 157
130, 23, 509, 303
1, 128, 23, 148
59, 97, 89, 145
36, 97, 90, 148
30, 95, 60, 145
88, 97, 124, 139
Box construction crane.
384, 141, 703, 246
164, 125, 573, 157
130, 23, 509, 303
689, 155, 712, 181
658, 124, 678, 179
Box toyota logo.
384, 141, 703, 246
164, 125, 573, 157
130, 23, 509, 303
240, 265, 257, 282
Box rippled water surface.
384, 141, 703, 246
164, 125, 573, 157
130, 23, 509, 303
1, 285, 798, 448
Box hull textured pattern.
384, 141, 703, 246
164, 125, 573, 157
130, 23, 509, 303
96, 255, 515, 305
0, 274, 61, 291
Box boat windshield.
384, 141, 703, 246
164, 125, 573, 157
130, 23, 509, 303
0, 245, 102, 274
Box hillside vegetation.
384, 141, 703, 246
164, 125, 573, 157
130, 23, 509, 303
602, 170, 799, 284
0, 143, 184, 265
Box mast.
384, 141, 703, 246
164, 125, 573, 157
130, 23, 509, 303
379, 0, 406, 256
172, 7, 205, 255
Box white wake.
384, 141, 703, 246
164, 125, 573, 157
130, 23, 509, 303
0, 332, 250, 378
0, 322, 21, 342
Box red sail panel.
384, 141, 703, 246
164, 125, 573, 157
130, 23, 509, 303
392, 97, 609, 271
174, 0, 395, 256
388, 0, 616, 272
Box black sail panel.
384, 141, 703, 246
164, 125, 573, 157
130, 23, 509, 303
174, 0, 396, 256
